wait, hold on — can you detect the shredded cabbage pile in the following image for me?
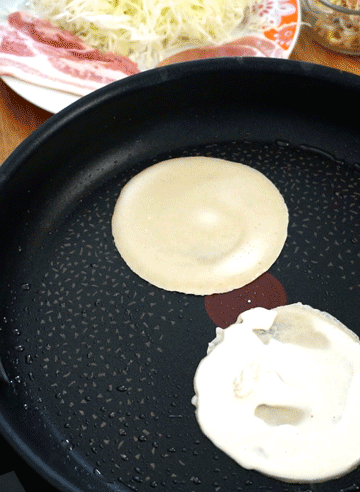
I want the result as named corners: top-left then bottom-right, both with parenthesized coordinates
top-left (29, 0), bottom-right (263, 68)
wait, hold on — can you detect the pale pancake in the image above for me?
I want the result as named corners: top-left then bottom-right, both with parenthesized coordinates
top-left (111, 156), bottom-right (288, 294)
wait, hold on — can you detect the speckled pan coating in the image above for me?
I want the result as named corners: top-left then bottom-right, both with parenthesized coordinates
top-left (0, 58), bottom-right (360, 492)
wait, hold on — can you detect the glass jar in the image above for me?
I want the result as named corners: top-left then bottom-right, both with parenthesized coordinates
top-left (301, 0), bottom-right (360, 54)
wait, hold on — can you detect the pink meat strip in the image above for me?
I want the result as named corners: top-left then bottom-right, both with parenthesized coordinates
top-left (157, 35), bottom-right (284, 66)
top-left (0, 11), bottom-right (140, 96)
top-left (232, 36), bottom-right (285, 58)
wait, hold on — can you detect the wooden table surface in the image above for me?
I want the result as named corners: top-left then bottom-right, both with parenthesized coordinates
top-left (1, 23), bottom-right (360, 165)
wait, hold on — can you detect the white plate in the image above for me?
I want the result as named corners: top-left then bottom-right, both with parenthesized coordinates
top-left (1, 76), bottom-right (78, 113)
top-left (0, 0), bottom-right (301, 114)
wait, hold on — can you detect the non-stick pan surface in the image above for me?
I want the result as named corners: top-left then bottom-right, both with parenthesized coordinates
top-left (1, 57), bottom-right (360, 492)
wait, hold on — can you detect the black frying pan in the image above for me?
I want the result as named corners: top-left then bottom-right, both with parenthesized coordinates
top-left (1, 57), bottom-right (360, 492)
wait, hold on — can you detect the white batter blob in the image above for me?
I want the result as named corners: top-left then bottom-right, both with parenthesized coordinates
top-left (111, 156), bottom-right (288, 294)
top-left (193, 304), bottom-right (360, 482)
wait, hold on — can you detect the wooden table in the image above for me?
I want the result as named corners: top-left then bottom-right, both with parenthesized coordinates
top-left (1, 23), bottom-right (360, 165)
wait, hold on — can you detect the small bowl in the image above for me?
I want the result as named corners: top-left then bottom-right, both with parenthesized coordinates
top-left (301, 0), bottom-right (360, 54)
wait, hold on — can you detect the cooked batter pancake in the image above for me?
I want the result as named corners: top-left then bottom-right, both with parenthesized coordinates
top-left (112, 156), bottom-right (288, 294)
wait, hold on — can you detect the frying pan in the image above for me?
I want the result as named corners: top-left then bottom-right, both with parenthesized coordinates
top-left (1, 57), bottom-right (360, 492)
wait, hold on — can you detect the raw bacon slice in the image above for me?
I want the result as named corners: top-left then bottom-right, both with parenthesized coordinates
top-left (0, 11), bottom-right (140, 97)
top-left (232, 35), bottom-right (285, 58)
top-left (157, 35), bottom-right (284, 67)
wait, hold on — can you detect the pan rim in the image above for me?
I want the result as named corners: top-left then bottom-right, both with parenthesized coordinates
top-left (1, 56), bottom-right (360, 189)
top-left (1, 55), bottom-right (360, 492)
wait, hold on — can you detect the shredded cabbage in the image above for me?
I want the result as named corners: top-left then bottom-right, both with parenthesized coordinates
top-left (29, 0), bottom-right (263, 68)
